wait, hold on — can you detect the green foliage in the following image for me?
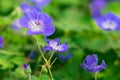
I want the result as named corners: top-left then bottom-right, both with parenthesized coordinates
top-left (0, 0), bottom-right (120, 80)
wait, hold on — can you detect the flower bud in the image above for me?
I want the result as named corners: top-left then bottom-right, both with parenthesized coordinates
top-left (43, 67), bottom-right (48, 74)
top-left (23, 64), bottom-right (32, 74)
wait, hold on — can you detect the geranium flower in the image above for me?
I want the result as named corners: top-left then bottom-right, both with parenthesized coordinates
top-left (81, 54), bottom-right (106, 73)
top-left (44, 37), bottom-right (69, 52)
top-left (96, 12), bottom-right (120, 30)
top-left (19, 11), bottom-right (55, 36)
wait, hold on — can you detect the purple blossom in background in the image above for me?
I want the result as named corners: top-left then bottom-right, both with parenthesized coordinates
top-left (19, 11), bottom-right (55, 36)
top-left (20, 3), bottom-right (41, 13)
top-left (23, 64), bottom-right (28, 70)
top-left (96, 12), bottom-right (120, 30)
top-left (0, 36), bottom-right (3, 48)
top-left (11, 19), bottom-right (23, 33)
top-left (81, 54), bottom-right (106, 73)
top-left (29, 51), bottom-right (35, 59)
top-left (90, 0), bottom-right (106, 18)
top-left (59, 53), bottom-right (73, 61)
top-left (31, 0), bottom-right (51, 8)
top-left (44, 37), bottom-right (69, 52)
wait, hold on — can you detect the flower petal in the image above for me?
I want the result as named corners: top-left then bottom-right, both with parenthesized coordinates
top-left (44, 46), bottom-right (52, 51)
top-left (40, 13), bottom-right (53, 24)
top-left (80, 63), bottom-right (90, 71)
top-left (92, 61), bottom-right (106, 73)
top-left (96, 12), bottom-right (120, 30)
top-left (0, 36), bottom-right (3, 48)
top-left (42, 25), bottom-right (55, 36)
top-left (19, 17), bottom-right (29, 28)
top-left (85, 54), bottom-right (98, 68)
top-left (57, 43), bottom-right (69, 52)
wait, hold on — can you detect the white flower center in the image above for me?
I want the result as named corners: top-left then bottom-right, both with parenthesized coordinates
top-left (49, 41), bottom-right (61, 50)
top-left (29, 20), bottom-right (44, 32)
top-left (102, 20), bottom-right (117, 30)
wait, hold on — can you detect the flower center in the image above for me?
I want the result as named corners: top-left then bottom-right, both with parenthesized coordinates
top-left (102, 20), bottom-right (117, 30)
top-left (29, 20), bottom-right (44, 32)
top-left (49, 41), bottom-right (60, 50)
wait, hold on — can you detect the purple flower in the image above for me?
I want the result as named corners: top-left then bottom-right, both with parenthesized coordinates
top-left (11, 19), bottom-right (23, 33)
top-left (0, 36), bottom-right (3, 48)
top-left (90, 0), bottom-right (106, 10)
top-left (90, 0), bottom-right (106, 19)
top-left (96, 12), bottom-right (120, 30)
top-left (31, 0), bottom-right (51, 8)
top-left (20, 3), bottom-right (41, 13)
top-left (29, 51), bottom-right (35, 59)
top-left (59, 53), bottom-right (73, 61)
top-left (81, 54), bottom-right (107, 73)
top-left (44, 37), bottom-right (69, 52)
top-left (23, 64), bottom-right (28, 70)
top-left (19, 11), bottom-right (55, 36)
top-left (23, 64), bottom-right (32, 74)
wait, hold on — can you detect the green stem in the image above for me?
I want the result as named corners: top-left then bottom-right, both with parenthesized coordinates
top-left (28, 74), bottom-right (31, 80)
top-left (48, 51), bottom-right (55, 62)
top-left (33, 36), bottom-right (54, 80)
top-left (51, 58), bottom-right (57, 65)
top-left (95, 74), bottom-right (97, 80)
top-left (48, 68), bottom-right (54, 80)
top-left (34, 36), bottom-right (47, 63)
top-left (39, 67), bottom-right (43, 79)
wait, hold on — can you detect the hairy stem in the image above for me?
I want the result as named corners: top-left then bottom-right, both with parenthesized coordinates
top-left (48, 68), bottom-right (54, 80)
top-left (48, 51), bottom-right (55, 62)
top-left (33, 36), bottom-right (54, 80)
top-left (34, 36), bottom-right (47, 63)
top-left (95, 74), bottom-right (97, 80)
top-left (51, 57), bottom-right (57, 65)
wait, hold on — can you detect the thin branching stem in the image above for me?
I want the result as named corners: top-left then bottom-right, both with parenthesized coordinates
top-left (51, 57), bottom-right (57, 65)
top-left (34, 36), bottom-right (47, 63)
top-left (48, 51), bottom-right (55, 62)
top-left (48, 67), bottom-right (54, 80)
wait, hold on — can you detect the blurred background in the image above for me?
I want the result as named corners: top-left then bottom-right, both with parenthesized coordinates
top-left (0, 0), bottom-right (120, 80)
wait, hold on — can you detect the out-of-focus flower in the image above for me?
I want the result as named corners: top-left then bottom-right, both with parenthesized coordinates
top-left (11, 19), bottom-right (23, 33)
top-left (19, 11), bottom-right (55, 36)
top-left (29, 51), bottom-right (35, 59)
top-left (58, 53), bottom-right (73, 61)
top-left (23, 64), bottom-right (32, 74)
top-left (0, 36), bottom-right (3, 48)
top-left (96, 12), bottom-right (120, 30)
top-left (44, 37), bottom-right (69, 52)
top-left (90, 0), bottom-right (106, 18)
top-left (81, 54), bottom-right (106, 73)
top-left (20, 3), bottom-right (41, 13)
top-left (31, 0), bottom-right (51, 8)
